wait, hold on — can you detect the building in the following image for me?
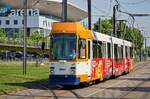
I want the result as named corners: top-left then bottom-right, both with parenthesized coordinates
top-left (0, 0), bottom-right (88, 37)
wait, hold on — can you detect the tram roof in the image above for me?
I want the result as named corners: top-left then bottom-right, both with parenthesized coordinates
top-left (51, 22), bottom-right (94, 39)
top-left (93, 32), bottom-right (132, 47)
top-left (0, 0), bottom-right (88, 21)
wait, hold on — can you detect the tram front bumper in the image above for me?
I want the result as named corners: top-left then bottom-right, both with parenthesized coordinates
top-left (49, 75), bottom-right (80, 85)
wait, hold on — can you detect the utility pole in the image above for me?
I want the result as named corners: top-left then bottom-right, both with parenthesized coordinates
top-left (98, 18), bottom-right (101, 32)
top-left (145, 37), bottom-right (147, 54)
top-left (23, 0), bottom-right (27, 75)
top-left (87, 0), bottom-right (91, 30)
top-left (124, 21), bottom-right (127, 39)
top-left (113, 5), bottom-right (117, 37)
top-left (62, 0), bottom-right (67, 22)
top-left (145, 38), bottom-right (147, 51)
top-left (112, 4), bottom-right (118, 76)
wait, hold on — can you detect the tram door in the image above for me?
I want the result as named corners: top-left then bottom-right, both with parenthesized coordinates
top-left (87, 40), bottom-right (93, 80)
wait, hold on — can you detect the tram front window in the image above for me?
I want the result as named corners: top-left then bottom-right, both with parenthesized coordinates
top-left (50, 34), bottom-right (76, 60)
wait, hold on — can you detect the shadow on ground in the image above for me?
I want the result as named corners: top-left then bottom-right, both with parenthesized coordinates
top-left (5, 79), bottom-right (88, 90)
top-left (4, 79), bottom-right (89, 99)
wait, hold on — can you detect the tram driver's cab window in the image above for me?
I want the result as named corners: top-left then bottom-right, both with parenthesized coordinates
top-left (78, 39), bottom-right (86, 59)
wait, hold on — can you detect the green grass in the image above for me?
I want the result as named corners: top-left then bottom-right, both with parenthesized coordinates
top-left (0, 61), bottom-right (49, 95)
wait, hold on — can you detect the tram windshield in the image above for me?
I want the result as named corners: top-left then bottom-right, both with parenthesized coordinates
top-left (50, 34), bottom-right (76, 60)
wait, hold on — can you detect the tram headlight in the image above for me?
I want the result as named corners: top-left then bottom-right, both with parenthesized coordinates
top-left (70, 67), bottom-right (76, 75)
top-left (50, 67), bottom-right (54, 74)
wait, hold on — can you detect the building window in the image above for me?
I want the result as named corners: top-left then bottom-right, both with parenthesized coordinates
top-left (6, 20), bottom-right (10, 25)
top-left (14, 20), bottom-right (18, 25)
top-left (22, 20), bottom-right (24, 25)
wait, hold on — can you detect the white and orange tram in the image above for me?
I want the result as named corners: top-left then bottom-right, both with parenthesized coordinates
top-left (49, 22), bottom-right (134, 85)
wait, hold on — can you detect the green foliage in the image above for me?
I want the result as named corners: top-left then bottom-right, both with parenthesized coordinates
top-left (31, 31), bottom-right (43, 43)
top-left (93, 18), bottom-right (113, 35)
top-left (0, 28), bottom-right (6, 43)
top-left (12, 32), bottom-right (18, 42)
top-left (147, 47), bottom-right (150, 57)
top-left (117, 21), bottom-right (126, 38)
top-left (0, 28), bottom-right (47, 46)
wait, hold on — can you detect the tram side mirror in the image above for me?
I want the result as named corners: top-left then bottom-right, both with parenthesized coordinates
top-left (41, 42), bottom-right (45, 50)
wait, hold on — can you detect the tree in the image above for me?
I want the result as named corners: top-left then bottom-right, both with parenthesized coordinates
top-left (31, 31), bottom-right (43, 46)
top-left (147, 47), bottom-right (150, 57)
top-left (12, 32), bottom-right (18, 44)
top-left (93, 18), bottom-right (113, 35)
top-left (0, 28), bottom-right (6, 43)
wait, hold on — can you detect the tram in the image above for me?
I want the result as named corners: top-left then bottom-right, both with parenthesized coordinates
top-left (49, 22), bottom-right (134, 85)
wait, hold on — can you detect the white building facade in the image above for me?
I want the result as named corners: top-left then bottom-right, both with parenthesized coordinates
top-left (0, 9), bottom-right (59, 37)
top-left (0, 0), bottom-right (88, 37)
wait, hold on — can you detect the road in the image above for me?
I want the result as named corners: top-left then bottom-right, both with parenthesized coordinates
top-left (1, 61), bottom-right (150, 99)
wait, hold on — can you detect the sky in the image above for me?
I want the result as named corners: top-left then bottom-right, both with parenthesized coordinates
top-left (68, 0), bottom-right (150, 46)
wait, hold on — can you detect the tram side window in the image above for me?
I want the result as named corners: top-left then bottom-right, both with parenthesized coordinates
top-left (114, 44), bottom-right (118, 61)
top-left (118, 46), bottom-right (121, 59)
top-left (102, 42), bottom-right (106, 58)
top-left (128, 47), bottom-right (130, 58)
top-left (125, 46), bottom-right (128, 58)
top-left (98, 41), bottom-right (102, 58)
top-left (93, 40), bottom-right (97, 58)
top-left (130, 47), bottom-right (133, 58)
top-left (78, 39), bottom-right (86, 59)
top-left (120, 45), bottom-right (123, 59)
top-left (107, 43), bottom-right (111, 58)
top-left (127, 47), bottom-right (130, 58)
